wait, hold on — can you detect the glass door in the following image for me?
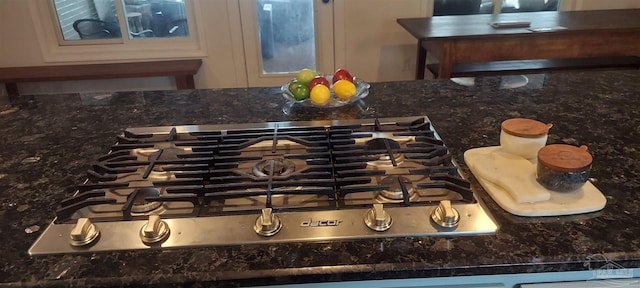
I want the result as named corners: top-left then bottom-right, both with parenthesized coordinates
top-left (239, 0), bottom-right (334, 87)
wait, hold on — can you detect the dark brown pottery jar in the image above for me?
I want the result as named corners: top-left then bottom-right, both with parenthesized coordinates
top-left (536, 144), bottom-right (592, 192)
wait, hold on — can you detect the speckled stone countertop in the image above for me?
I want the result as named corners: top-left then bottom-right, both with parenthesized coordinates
top-left (1, 71), bottom-right (639, 287)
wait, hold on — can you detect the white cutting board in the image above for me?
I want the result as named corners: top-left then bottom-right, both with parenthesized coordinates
top-left (464, 146), bottom-right (607, 217)
top-left (465, 148), bottom-right (551, 203)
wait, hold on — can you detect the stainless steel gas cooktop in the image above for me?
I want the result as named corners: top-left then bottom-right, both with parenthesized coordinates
top-left (29, 116), bottom-right (497, 255)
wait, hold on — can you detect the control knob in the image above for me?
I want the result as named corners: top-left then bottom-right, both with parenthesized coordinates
top-left (254, 208), bottom-right (282, 236)
top-left (364, 203), bottom-right (392, 232)
top-left (140, 215), bottom-right (170, 245)
top-left (69, 218), bottom-right (100, 247)
top-left (431, 200), bottom-right (460, 228)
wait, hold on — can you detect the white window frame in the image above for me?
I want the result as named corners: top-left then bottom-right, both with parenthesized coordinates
top-left (27, 0), bottom-right (207, 63)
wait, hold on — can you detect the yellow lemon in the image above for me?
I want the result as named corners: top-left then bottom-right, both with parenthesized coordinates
top-left (333, 80), bottom-right (357, 101)
top-left (310, 85), bottom-right (331, 106)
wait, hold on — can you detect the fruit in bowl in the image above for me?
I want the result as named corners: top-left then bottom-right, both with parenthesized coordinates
top-left (332, 69), bottom-right (353, 83)
top-left (310, 85), bottom-right (331, 106)
top-left (296, 69), bottom-right (317, 86)
top-left (309, 76), bottom-right (330, 90)
top-left (288, 80), bottom-right (310, 101)
top-left (282, 68), bottom-right (370, 108)
top-left (333, 80), bottom-right (356, 101)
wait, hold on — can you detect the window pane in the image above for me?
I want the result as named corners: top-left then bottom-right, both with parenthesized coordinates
top-left (256, 0), bottom-right (316, 74)
top-left (433, 0), bottom-right (492, 16)
top-left (501, 0), bottom-right (559, 13)
top-left (123, 0), bottom-right (190, 39)
top-left (53, 0), bottom-right (122, 40)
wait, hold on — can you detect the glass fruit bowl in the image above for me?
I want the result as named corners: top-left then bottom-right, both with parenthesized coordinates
top-left (281, 76), bottom-right (370, 108)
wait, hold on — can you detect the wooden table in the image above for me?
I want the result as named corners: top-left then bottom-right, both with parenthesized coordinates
top-left (397, 9), bottom-right (640, 79)
top-left (0, 59), bottom-right (202, 98)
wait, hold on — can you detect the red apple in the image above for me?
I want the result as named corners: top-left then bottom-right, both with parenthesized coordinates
top-left (332, 69), bottom-right (353, 83)
top-left (309, 76), bottom-right (330, 89)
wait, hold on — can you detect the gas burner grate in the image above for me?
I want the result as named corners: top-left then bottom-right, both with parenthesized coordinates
top-left (55, 117), bottom-right (477, 223)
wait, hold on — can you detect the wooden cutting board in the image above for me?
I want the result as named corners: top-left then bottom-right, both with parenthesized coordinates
top-left (464, 146), bottom-right (607, 217)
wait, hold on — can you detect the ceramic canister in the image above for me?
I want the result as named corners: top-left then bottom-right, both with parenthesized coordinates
top-left (536, 144), bottom-right (593, 192)
top-left (500, 118), bottom-right (551, 159)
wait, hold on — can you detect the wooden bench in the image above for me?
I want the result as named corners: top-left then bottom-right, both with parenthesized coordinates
top-left (426, 56), bottom-right (640, 78)
top-left (0, 59), bottom-right (202, 97)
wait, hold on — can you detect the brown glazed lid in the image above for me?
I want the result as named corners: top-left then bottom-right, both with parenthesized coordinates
top-left (501, 118), bottom-right (550, 138)
top-left (537, 144), bottom-right (593, 172)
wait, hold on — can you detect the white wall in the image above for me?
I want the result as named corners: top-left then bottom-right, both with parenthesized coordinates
top-left (0, 1), bottom-right (46, 67)
top-left (335, 0), bottom-right (430, 83)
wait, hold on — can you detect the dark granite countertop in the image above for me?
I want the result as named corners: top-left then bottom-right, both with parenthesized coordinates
top-left (1, 71), bottom-right (639, 287)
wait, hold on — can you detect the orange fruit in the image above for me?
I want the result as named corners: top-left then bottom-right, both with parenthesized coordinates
top-left (333, 80), bottom-right (357, 101)
top-left (310, 85), bottom-right (331, 106)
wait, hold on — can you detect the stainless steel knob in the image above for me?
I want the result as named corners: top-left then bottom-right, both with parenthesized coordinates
top-left (69, 218), bottom-right (100, 247)
top-left (364, 203), bottom-right (392, 232)
top-left (431, 200), bottom-right (460, 228)
top-left (254, 208), bottom-right (282, 237)
top-left (140, 215), bottom-right (170, 245)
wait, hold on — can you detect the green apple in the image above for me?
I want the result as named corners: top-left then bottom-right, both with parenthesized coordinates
top-left (290, 84), bottom-right (310, 101)
top-left (288, 79), bottom-right (303, 93)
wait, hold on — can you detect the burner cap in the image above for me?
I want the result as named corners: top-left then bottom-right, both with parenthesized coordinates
top-left (365, 138), bottom-right (404, 166)
top-left (376, 176), bottom-right (417, 202)
top-left (253, 158), bottom-right (296, 177)
top-left (146, 170), bottom-right (172, 181)
top-left (128, 187), bottom-right (163, 213)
